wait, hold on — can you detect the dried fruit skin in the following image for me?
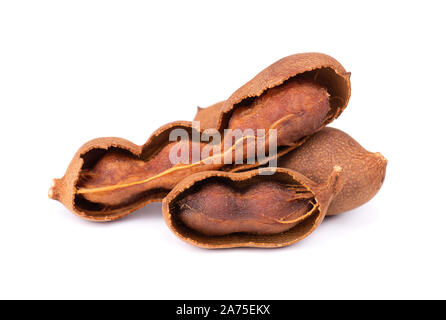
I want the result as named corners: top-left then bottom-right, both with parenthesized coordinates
top-left (50, 52), bottom-right (350, 221)
top-left (195, 101), bottom-right (224, 131)
top-left (194, 52), bottom-right (351, 132)
top-left (162, 167), bottom-right (344, 248)
top-left (48, 122), bottom-right (220, 221)
top-left (195, 51), bottom-right (351, 172)
top-left (277, 127), bottom-right (387, 215)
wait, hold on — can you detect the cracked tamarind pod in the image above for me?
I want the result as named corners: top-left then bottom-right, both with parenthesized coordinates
top-left (195, 52), bottom-right (351, 170)
top-left (48, 122), bottom-right (221, 221)
top-left (49, 52), bottom-right (350, 221)
top-left (194, 52), bottom-right (351, 136)
top-left (162, 167), bottom-right (344, 248)
top-left (276, 127), bottom-right (387, 215)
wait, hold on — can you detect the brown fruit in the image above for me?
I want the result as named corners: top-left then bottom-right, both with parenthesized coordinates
top-left (49, 52), bottom-right (350, 221)
top-left (226, 78), bottom-right (330, 147)
top-left (195, 52), bottom-right (351, 172)
top-left (276, 127), bottom-right (387, 215)
top-left (162, 167), bottom-right (344, 248)
top-left (194, 52), bottom-right (351, 133)
top-left (48, 122), bottom-right (221, 221)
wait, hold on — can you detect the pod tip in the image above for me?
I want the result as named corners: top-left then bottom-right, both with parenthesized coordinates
top-left (374, 152), bottom-right (388, 165)
top-left (48, 178), bottom-right (61, 200)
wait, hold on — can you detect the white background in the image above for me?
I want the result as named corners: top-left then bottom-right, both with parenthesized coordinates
top-left (1, 1), bottom-right (445, 299)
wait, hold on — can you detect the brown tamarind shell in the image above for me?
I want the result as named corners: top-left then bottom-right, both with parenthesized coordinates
top-left (277, 127), bottom-right (387, 215)
top-left (194, 101), bottom-right (224, 132)
top-left (194, 52), bottom-right (351, 134)
top-left (162, 167), bottom-right (343, 248)
top-left (49, 121), bottom-right (203, 221)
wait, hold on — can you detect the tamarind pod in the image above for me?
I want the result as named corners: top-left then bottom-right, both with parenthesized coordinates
top-left (48, 121), bottom-right (220, 221)
top-left (277, 127), bottom-right (387, 215)
top-left (194, 52), bottom-right (351, 137)
top-left (162, 166), bottom-right (343, 249)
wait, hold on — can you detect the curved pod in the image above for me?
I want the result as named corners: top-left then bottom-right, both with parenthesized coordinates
top-left (277, 127), bottom-right (387, 215)
top-left (48, 121), bottom-right (220, 221)
top-left (162, 167), bottom-right (344, 248)
top-left (194, 52), bottom-right (351, 135)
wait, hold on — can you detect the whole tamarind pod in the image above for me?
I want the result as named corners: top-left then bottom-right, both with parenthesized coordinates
top-left (162, 166), bottom-right (344, 248)
top-left (276, 127), bottom-right (387, 215)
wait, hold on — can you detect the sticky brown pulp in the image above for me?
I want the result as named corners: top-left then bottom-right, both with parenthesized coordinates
top-left (175, 178), bottom-right (315, 236)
